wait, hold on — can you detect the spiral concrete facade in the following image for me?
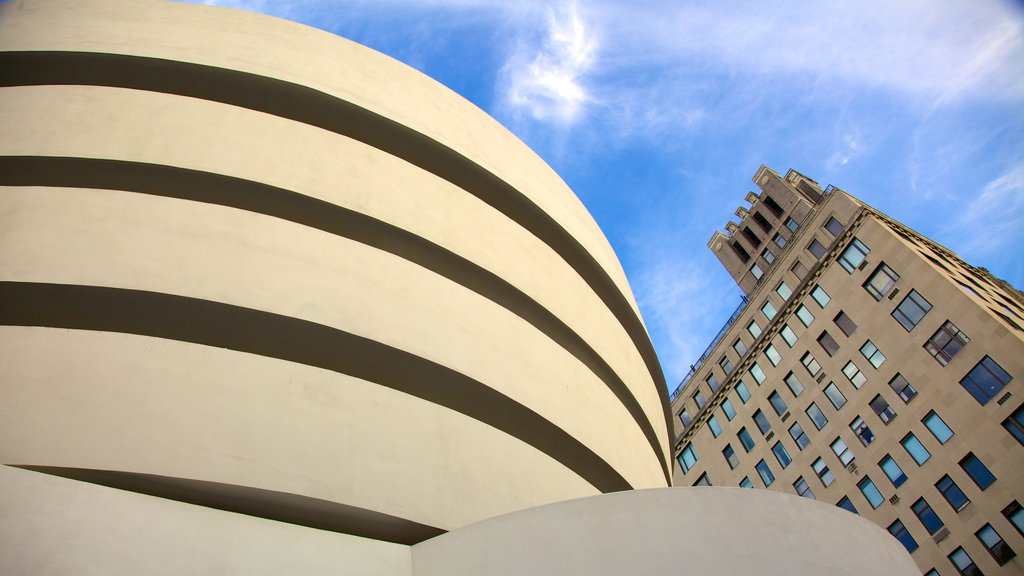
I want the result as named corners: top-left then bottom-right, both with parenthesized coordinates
top-left (0, 1), bottom-right (918, 574)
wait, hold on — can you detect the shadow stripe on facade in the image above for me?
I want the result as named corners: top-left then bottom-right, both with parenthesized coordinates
top-left (0, 51), bottom-right (670, 426)
top-left (0, 281), bottom-right (634, 494)
top-left (0, 155), bottom-right (670, 485)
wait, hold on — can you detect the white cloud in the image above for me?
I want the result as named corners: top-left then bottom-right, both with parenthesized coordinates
top-left (951, 163), bottom-right (1024, 257)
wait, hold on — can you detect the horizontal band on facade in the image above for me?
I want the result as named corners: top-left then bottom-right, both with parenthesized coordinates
top-left (0, 51), bottom-right (669, 423)
top-left (0, 281), bottom-right (634, 494)
top-left (0, 155), bottom-right (669, 484)
top-left (14, 465), bottom-right (445, 545)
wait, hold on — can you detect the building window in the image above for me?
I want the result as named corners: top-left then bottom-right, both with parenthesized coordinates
top-left (831, 437), bottom-right (854, 466)
top-left (817, 330), bottom-right (840, 357)
top-left (808, 239), bottom-right (826, 259)
top-left (706, 372), bottom-right (721, 391)
top-left (775, 280), bottom-right (792, 300)
top-left (912, 498), bottom-right (945, 535)
top-left (1004, 404), bottom-right (1024, 446)
top-left (733, 338), bottom-right (748, 356)
top-left (750, 264), bottom-right (764, 281)
top-left (1003, 501), bottom-right (1024, 536)
top-left (838, 238), bottom-right (870, 273)
top-left (780, 325), bottom-right (798, 347)
top-left (784, 371), bottom-right (804, 397)
top-left (880, 455), bottom-right (907, 488)
top-left (792, 259), bottom-right (809, 278)
top-left (806, 402), bottom-right (828, 430)
top-left (747, 319), bottom-right (762, 339)
top-left (732, 241), bottom-right (751, 263)
top-left (772, 441), bottom-right (792, 468)
top-left (977, 524), bottom-right (1016, 566)
top-left (948, 547), bottom-right (981, 576)
top-left (719, 356), bottom-right (733, 375)
top-left (692, 472), bottom-right (712, 487)
top-left (749, 363), bottom-right (766, 385)
top-left (785, 217), bottom-right (799, 233)
top-left (936, 474), bottom-right (970, 512)
top-left (678, 443), bottom-right (698, 473)
top-left (794, 476), bottom-right (815, 499)
top-left (892, 289), bottom-right (932, 332)
top-left (811, 285), bottom-right (831, 308)
top-left (869, 394), bottom-right (896, 424)
top-left (889, 373), bottom-right (918, 404)
top-left (923, 411), bottom-right (954, 444)
top-left (864, 263), bottom-right (900, 301)
top-left (813, 457), bottom-right (835, 487)
top-left (761, 247), bottom-right (776, 264)
top-left (789, 422), bottom-right (810, 450)
top-left (901, 433), bottom-right (931, 466)
top-left (833, 311), bottom-right (857, 336)
top-left (743, 226), bottom-right (762, 247)
top-left (768, 391), bottom-right (788, 416)
top-left (721, 398), bottom-right (737, 421)
top-left (959, 453), bottom-right (995, 489)
top-left (773, 233), bottom-right (787, 249)
top-left (738, 427), bottom-right (755, 452)
top-left (924, 569), bottom-right (939, 576)
top-left (824, 216), bottom-right (844, 237)
top-left (756, 459), bottom-right (775, 487)
top-left (693, 390), bottom-right (705, 410)
top-left (924, 320), bottom-right (969, 366)
top-left (888, 519), bottom-right (919, 554)
top-left (735, 382), bottom-right (751, 404)
top-left (960, 355), bottom-right (1012, 405)
top-left (859, 340), bottom-right (886, 368)
top-left (723, 444), bottom-right (739, 469)
top-left (824, 382), bottom-right (847, 410)
top-left (837, 496), bottom-right (858, 514)
top-left (764, 344), bottom-right (782, 367)
top-left (850, 416), bottom-right (874, 446)
top-left (800, 352), bottom-right (821, 376)
top-left (753, 409), bottom-right (771, 435)
top-left (763, 195), bottom-right (784, 217)
top-left (752, 211), bottom-right (773, 233)
top-left (858, 476), bottom-right (884, 509)
top-left (679, 408), bottom-right (692, 427)
top-left (796, 304), bottom-right (815, 327)
top-left (708, 415), bottom-right (722, 438)
top-left (842, 361), bottom-right (866, 388)
top-left (740, 476), bottom-right (753, 489)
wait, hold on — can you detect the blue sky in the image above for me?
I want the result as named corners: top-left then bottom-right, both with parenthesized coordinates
top-left (187, 0), bottom-right (1024, 387)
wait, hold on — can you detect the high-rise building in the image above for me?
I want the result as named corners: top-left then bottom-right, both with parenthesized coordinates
top-left (671, 166), bottom-right (1024, 574)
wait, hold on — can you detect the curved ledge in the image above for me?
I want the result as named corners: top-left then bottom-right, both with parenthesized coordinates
top-left (0, 281), bottom-right (633, 494)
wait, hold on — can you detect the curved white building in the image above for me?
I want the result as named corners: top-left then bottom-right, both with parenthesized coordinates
top-left (0, 1), bottom-right (918, 574)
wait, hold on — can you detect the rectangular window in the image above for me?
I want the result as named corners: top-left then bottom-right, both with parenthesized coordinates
top-left (721, 398), bottom-right (737, 420)
top-left (837, 496), bottom-right (858, 514)
top-left (923, 411), bottom-right (954, 444)
top-left (858, 476), bottom-right (884, 509)
top-left (677, 443), bottom-right (698, 473)
top-left (859, 340), bottom-right (886, 368)
top-left (789, 422), bottom-right (810, 450)
top-left (833, 311), bottom-right (857, 336)
top-left (925, 320), bottom-right (969, 366)
top-left (791, 259), bottom-right (808, 278)
top-left (740, 476), bottom-right (753, 489)
top-left (1003, 501), bottom-right (1024, 536)
top-left (679, 408), bottom-right (692, 427)
top-left (811, 285), bottom-right (831, 308)
top-left (738, 427), bottom-right (755, 452)
top-left (977, 524), bottom-right (1016, 566)
top-left (753, 409), bottom-right (771, 435)
top-left (785, 217), bottom-right (798, 233)
top-left (749, 363), bottom-right (766, 385)
top-left (806, 402), bottom-right (828, 430)
top-left (870, 394), bottom-right (896, 424)
top-left (948, 547), bottom-right (980, 576)
top-left (750, 264), bottom-right (764, 281)
top-left (808, 239), bottom-right (826, 259)
top-left (824, 382), bottom-right (847, 410)
top-left (752, 211), bottom-right (772, 233)
top-left (901, 433), bottom-right (931, 465)
top-left (800, 352), bottom-right (821, 376)
top-left (889, 373), bottom-right (918, 404)
top-left (706, 372), bottom-right (721, 391)
top-left (813, 457), bottom-right (835, 487)
top-left (824, 216), bottom-right (844, 236)
top-left (850, 416), bottom-right (874, 446)
top-left (719, 356), bottom-right (733, 375)
top-left (888, 519), bottom-right (919, 554)
top-left (780, 325), bottom-right (798, 347)
top-left (773, 233), bottom-right (787, 249)
top-left (708, 415), bottom-right (722, 438)
top-left (912, 498), bottom-right (945, 535)
top-left (772, 441), bottom-right (792, 468)
top-left (817, 330), bottom-right (840, 356)
top-left (775, 281), bottom-right (792, 300)
top-left (960, 355), bottom-right (1012, 405)
top-left (761, 300), bottom-right (777, 320)
top-left (1004, 404), bottom-right (1024, 446)
top-left (842, 361), bottom-right (867, 388)
top-left (864, 263), bottom-right (899, 300)
top-left (747, 319), bottom-right (762, 339)
top-left (796, 305), bottom-right (815, 327)
top-left (763, 196), bottom-right (784, 217)
top-left (892, 289), bottom-right (932, 331)
top-left (936, 474), bottom-right (970, 512)
top-left (761, 247), bottom-right (776, 264)
top-left (756, 459), bottom-right (775, 487)
top-left (794, 476), bottom-right (815, 499)
top-left (723, 444), bottom-right (739, 469)
top-left (831, 437), bottom-right (854, 466)
top-left (693, 390), bottom-right (705, 410)
top-left (880, 455), bottom-right (907, 488)
top-left (784, 372), bottom-right (804, 397)
top-left (735, 382), bottom-right (751, 404)
top-left (764, 344), bottom-right (782, 367)
top-left (693, 472), bottom-right (711, 487)
top-left (960, 453), bottom-right (995, 489)
top-left (768, 390), bottom-right (788, 416)
top-left (838, 238), bottom-right (870, 273)
top-left (732, 338), bottom-right (748, 356)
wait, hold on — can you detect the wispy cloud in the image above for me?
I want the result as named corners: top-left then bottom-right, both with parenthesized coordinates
top-left (951, 163), bottom-right (1024, 258)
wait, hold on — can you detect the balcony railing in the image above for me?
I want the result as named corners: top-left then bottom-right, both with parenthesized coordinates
top-left (669, 295), bottom-right (748, 401)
